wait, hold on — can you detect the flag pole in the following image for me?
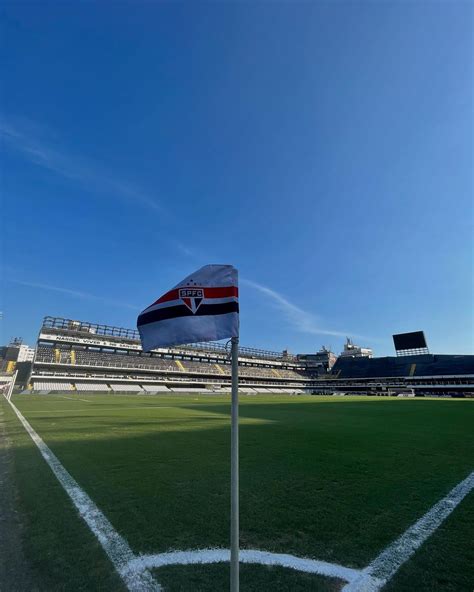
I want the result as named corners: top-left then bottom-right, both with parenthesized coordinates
top-left (230, 335), bottom-right (239, 592)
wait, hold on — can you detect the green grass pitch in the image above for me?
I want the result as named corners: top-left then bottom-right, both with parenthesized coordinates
top-left (2, 394), bottom-right (473, 591)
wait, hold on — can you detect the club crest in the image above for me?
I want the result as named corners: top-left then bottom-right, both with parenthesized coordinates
top-left (179, 288), bottom-right (204, 313)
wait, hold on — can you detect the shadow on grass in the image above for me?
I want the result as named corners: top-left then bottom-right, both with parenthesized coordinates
top-left (6, 398), bottom-right (474, 568)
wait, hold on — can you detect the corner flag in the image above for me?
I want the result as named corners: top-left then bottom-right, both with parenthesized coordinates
top-left (137, 264), bottom-right (241, 592)
top-left (137, 264), bottom-right (239, 350)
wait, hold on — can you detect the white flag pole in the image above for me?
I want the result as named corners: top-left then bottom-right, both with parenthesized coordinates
top-left (230, 335), bottom-right (239, 592)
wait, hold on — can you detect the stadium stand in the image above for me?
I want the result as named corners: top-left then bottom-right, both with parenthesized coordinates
top-left (22, 316), bottom-right (474, 397)
top-left (331, 354), bottom-right (474, 379)
top-left (30, 317), bottom-right (310, 394)
top-left (35, 345), bottom-right (310, 382)
top-left (322, 353), bottom-right (474, 397)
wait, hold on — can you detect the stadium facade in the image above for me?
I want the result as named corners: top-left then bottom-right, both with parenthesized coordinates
top-left (29, 316), bottom-right (314, 394)
top-left (4, 316), bottom-right (473, 397)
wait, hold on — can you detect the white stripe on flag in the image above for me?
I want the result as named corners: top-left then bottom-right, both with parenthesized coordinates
top-left (139, 312), bottom-right (238, 351)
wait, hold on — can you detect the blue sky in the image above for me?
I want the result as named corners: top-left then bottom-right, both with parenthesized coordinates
top-left (1, 2), bottom-right (472, 356)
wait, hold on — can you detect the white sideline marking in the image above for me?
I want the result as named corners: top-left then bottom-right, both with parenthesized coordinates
top-left (342, 470), bottom-right (474, 592)
top-left (8, 400), bottom-right (161, 592)
top-left (128, 548), bottom-right (361, 583)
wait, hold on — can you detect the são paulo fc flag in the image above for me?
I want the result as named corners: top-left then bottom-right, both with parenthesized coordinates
top-left (137, 265), bottom-right (239, 351)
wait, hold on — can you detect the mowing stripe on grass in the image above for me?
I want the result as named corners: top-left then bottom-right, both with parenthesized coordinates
top-left (8, 399), bottom-right (161, 592)
top-left (343, 469), bottom-right (474, 591)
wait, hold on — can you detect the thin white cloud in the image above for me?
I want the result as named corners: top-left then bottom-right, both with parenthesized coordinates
top-left (173, 241), bottom-right (197, 258)
top-left (241, 278), bottom-right (367, 340)
top-left (8, 279), bottom-right (140, 311)
top-left (0, 118), bottom-right (163, 213)
top-left (171, 240), bottom-right (217, 264)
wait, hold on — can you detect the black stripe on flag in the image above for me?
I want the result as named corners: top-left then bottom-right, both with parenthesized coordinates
top-left (137, 301), bottom-right (239, 327)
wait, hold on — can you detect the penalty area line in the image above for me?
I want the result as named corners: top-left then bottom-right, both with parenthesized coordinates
top-left (7, 399), bottom-right (161, 592)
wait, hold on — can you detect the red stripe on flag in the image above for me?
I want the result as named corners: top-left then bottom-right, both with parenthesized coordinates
top-left (152, 286), bottom-right (238, 306)
top-left (154, 289), bottom-right (179, 304)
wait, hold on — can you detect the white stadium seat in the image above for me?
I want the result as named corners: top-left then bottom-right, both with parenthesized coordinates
top-left (33, 381), bottom-right (73, 391)
top-left (110, 384), bottom-right (143, 392)
top-left (75, 383), bottom-right (110, 392)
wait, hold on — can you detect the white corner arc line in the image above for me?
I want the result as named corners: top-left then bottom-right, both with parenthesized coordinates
top-left (342, 469), bottom-right (474, 592)
top-left (8, 399), bottom-right (161, 592)
top-left (128, 548), bottom-right (362, 583)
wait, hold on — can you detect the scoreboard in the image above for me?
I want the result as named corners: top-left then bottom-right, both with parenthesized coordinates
top-left (392, 331), bottom-right (429, 355)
